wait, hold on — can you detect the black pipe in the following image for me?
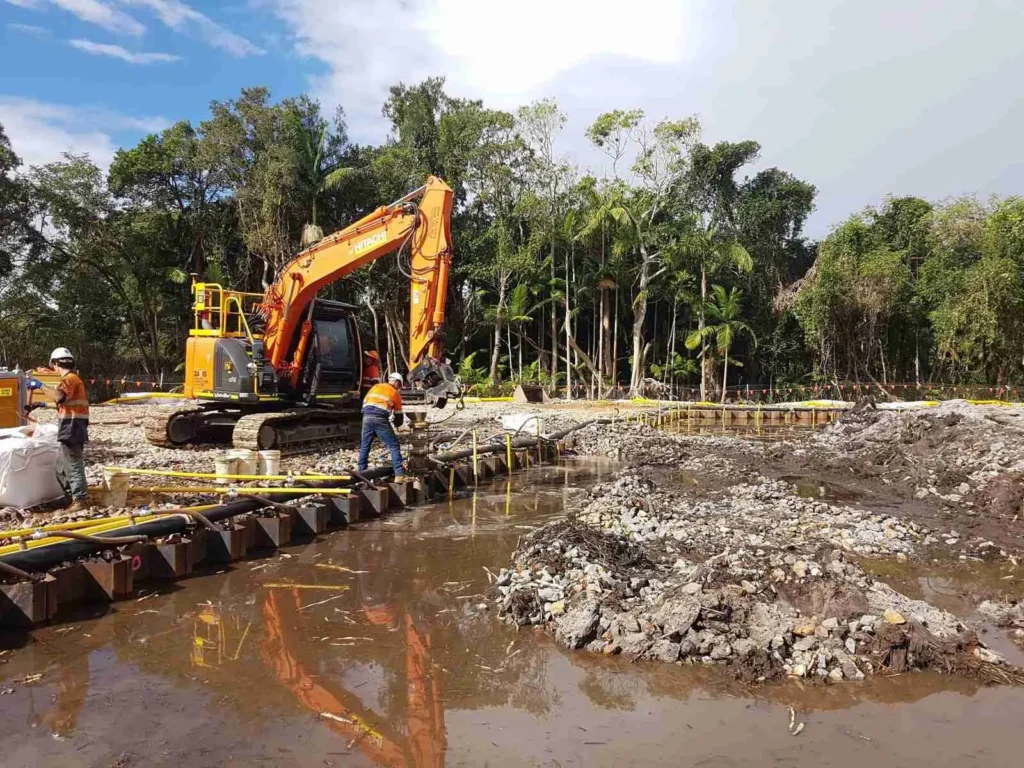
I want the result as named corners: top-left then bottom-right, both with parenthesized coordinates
top-left (0, 419), bottom-right (607, 572)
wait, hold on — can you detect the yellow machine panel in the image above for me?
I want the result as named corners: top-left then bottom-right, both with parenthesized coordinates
top-left (0, 371), bottom-right (27, 429)
top-left (184, 336), bottom-right (218, 399)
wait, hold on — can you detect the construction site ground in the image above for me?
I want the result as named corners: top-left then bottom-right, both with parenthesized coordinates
top-left (2, 398), bottom-right (1024, 766)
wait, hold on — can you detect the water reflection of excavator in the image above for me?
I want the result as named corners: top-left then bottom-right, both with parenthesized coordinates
top-left (262, 589), bottom-right (445, 768)
top-left (145, 176), bottom-right (461, 451)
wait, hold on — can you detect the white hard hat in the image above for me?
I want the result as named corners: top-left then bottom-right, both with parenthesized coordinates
top-left (388, 372), bottom-right (404, 385)
top-left (50, 347), bottom-right (74, 363)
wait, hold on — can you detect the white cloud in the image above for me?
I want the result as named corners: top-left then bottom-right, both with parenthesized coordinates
top-left (4, 0), bottom-right (44, 8)
top-left (120, 0), bottom-right (264, 57)
top-left (49, 0), bottom-right (146, 35)
top-left (274, 0), bottom-right (1024, 236)
top-left (7, 22), bottom-right (50, 35)
top-left (272, 0), bottom-right (692, 140)
top-left (0, 96), bottom-right (168, 170)
top-left (69, 37), bottom-right (179, 63)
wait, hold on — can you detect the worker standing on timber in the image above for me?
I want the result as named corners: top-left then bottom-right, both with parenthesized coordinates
top-left (358, 371), bottom-right (406, 478)
top-left (39, 348), bottom-right (91, 511)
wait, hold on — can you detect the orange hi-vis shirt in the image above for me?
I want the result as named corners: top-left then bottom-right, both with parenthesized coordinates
top-left (57, 372), bottom-right (90, 421)
top-left (362, 383), bottom-right (403, 415)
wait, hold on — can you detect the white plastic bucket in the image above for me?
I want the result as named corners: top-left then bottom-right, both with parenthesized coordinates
top-left (231, 449), bottom-right (258, 476)
top-left (258, 449), bottom-right (281, 476)
top-left (103, 470), bottom-right (129, 508)
top-left (214, 454), bottom-right (239, 484)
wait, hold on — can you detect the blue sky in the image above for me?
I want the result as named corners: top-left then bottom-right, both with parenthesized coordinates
top-left (2, 0), bottom-right (1022, 237)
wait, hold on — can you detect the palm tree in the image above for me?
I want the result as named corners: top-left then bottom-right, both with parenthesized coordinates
top-left (682, 224), bottom-right (753, 399)
top-left (507, 283), bottom-right (535, 381)
top-left (291, 119), bottom-right (355, 247)
top-left (686, 285), bottom-right (757, 403)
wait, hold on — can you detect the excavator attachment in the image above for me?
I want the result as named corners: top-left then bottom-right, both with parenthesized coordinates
top-left (407, 356), bottom-right (462, 409)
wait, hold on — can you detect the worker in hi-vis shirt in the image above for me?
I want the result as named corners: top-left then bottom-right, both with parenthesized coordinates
top-left (358, 371), bottom-right (406, 477)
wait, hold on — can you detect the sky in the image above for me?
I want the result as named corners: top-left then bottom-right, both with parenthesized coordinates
top-left (1, 0), bottom-right (1022, 236)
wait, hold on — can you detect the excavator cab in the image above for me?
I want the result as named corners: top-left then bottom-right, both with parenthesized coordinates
top-left (295, 300), bottom-right (361, 401)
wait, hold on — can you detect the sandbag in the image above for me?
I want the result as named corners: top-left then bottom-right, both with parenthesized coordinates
top-left (0, 424), bottom-right (66, 508)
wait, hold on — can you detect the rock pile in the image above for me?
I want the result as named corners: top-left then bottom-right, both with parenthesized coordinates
top-left (493, 469), bottom-right (1013, 683)
top-left (814, 400), bottom-right (1024, 502)
top-left (570, 420), bottom-right (759, 476)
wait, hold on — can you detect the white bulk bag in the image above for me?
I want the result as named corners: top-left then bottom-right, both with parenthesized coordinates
top-left (0, 424), bottom-right (66, 508)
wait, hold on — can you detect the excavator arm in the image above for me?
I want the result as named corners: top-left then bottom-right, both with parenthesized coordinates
top-left (261, 176), bottom-right (457, 398)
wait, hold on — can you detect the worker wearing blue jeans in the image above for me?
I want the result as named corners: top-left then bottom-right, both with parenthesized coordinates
top-left (358, 372), bottom-right (406, 477)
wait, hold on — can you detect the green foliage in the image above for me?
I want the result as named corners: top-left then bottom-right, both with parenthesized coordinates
top-left (457, 351), bottom-right (488, 386)
top-left (3, 78), bottom-right (1016, 394)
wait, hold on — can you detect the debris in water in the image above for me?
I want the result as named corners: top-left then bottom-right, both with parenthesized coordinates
top-left (315, 564), bottom-right (368, 574)
top-left (319, 712), bottom-right (353, 725)
top-left (262, 582), bottom-right (350, 591)
top-left (299, 593), bottom-right (348, 611)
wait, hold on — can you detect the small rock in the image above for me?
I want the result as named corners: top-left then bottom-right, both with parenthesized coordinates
top-left (973, 647), bottom-right (1003, 664)
top-left (651, 639), bottom-right (681, 663)
top-left (550, 600), bottom-right (566, 616)
top-left (821, 617), bottom-right (839, 631)
top-left (791, 664), bottom-right (807, 677)
top-left (841, 659), bottom-right (864, 681)
top-left (731, 638), bottom-right (756, 657)
top-left (845, 637), bottom-right (857, 655)
top-left (538, 586), bottom-right (562, 603)
top-left (792, 561), bottom-right (808, 578)
top-left (793, 636), bottom-right (818, 652)
top-left (681, 582), bottom-right (702, 596)
top-left (709, 641), bottom-right (732, 660)
top-left (828, 667), bottom-right (844, 682)
top-left (883, 609), bottom-right (906, 625)
top-left (793, 620), bottom-right (818, 637)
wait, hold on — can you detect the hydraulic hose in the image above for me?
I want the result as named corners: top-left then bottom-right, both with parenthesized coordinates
top-left (0, 560), bottom-right (40, 582)
top-left (41, 530), bottom-right (148, 546)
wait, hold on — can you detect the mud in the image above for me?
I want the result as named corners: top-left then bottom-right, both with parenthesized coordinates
top-left (2, 459), bottom-right (1024, 766)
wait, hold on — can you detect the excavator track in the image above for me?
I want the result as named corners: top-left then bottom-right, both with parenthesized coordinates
top-left (231, 408), bottom-right (361, 453)
top-left (143, 404), bottom-right (207, 448)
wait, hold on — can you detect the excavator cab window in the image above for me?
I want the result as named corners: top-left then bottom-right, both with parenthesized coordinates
top-left (299, 300), bottom-right (359, 397)
top-left (313, 319), bottom-right (352, 370)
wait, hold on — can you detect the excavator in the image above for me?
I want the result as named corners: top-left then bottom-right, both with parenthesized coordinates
top-left (145, 176), bottom-right (462, 451)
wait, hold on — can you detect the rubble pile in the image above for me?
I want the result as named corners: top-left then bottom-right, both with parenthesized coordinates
top-left (813, 400), bottom-right (1024, 506)
top-left (570, 420), bottom-right (763, 476)
top-left (493, 469), bottom-right (1015, 683)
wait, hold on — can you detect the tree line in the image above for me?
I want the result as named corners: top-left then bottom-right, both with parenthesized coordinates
top-left (1, 79), bottom-right (1021, 398)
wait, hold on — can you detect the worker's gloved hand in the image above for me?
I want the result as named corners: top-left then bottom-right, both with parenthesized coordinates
top-left (392, 412), bottom-right (405, 428)
top-left (26, 378), bottom-right (44, 390)
top-left (25, 402), bottom-right (44, 412)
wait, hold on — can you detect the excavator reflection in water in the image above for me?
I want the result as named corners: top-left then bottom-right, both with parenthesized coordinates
top-left (262, 588), bottom-right (445, 767)
top-left (176, 536), bottom-right (447, 767)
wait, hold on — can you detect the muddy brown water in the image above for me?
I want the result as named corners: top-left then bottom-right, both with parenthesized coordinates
top-left (2, 459), bottom-right (1024, 767)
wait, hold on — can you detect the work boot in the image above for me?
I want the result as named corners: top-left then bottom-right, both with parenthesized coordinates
top-left (65, 499), bottom-right (91, 514)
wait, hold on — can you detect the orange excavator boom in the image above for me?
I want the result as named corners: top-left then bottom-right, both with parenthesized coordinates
top-left (261, 176), bottom-right (455, 389)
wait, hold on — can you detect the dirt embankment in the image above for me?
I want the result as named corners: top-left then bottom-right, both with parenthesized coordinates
top-left (805, 400), bottom-right (1024, 553)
